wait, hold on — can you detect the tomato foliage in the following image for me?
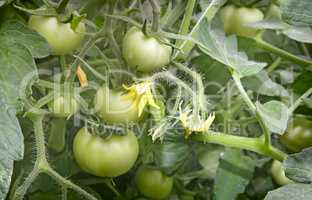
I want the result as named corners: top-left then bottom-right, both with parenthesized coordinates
top-left (0, 0), bottom-right (312, 200)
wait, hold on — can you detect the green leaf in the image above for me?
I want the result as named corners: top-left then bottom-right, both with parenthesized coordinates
top-left (248, 19), bottom-right (289, 30)
top-left (293, 71), bottom-right (312, 94)
top-left (213, 148), bottom-right (256, 200)
top-left (0, 101), bottom-right (24, 200)
top-left (196, 20), bottom-right (267, 78)
top-left (284, 147), bottom-right (312, 183)
top-left (0, 20), bottom-right (51, 58)
top-left (281, 0), bottom-right (312, 26)
top-left (264, 183), bottom-right (312, 200)
top-left (256, 101), bottom-right (289, 134)
top-left (154, 132), bottom-right (191, 175)
top-left (283, 26), bottom-right (312, 44)
top-left (242, 71), bottom-right (289, 97)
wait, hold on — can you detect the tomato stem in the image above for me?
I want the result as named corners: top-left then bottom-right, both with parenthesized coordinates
top-left (288, 88), bottom-right (312, 115)
top-left (232, 73), bottom-right (272, 147)
top-left (191, 131), bottom-right (287, 161)
top-left (149, 0), bottom-right (161, 32)
top-left (254, 36), bottom-right (312, 70)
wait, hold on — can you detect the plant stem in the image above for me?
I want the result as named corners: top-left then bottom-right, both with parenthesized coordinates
top-left (174, 0), bottom-right (225, 60)
top-left (175, 0), bottom-right (196, 48)
top-left (232, 73), bottom-right (272, 146)
top-left (288, 88), bottom-right (312, 115)
top-left (254, 36), bottom-right (312, 70)
top-left (149, 0), bottom-right (161, 32)
top-left (266, 57), bottom-right (281, 74)
top-left (191, 131), bottom-right (287, 161)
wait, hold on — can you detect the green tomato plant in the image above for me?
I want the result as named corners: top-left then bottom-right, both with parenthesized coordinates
top-left (1, 0), bottom-right (312, 200)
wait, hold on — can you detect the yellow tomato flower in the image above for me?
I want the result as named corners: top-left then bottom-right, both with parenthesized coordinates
top-left (179, 108), bottom-right (215, 138)
top-left (123, 81), bottom-right (160, 117)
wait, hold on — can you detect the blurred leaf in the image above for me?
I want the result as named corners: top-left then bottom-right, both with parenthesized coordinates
top-left (256, 101), bottom-right (289, 134)
top-left (293, 71), bottom-right (312, 94)
top-left (264, 183), bottom-right (312, 200)
top-left (0, 20), bottom-right (51, 58)
top-left (248, 19), bottom-right (288, 30)
top-left (0, 101), bottom-right (23, 200)
top-left (196, 20), bottom-right (267, 78)
top-left (154, 132), bottom-right (191, 175)
top-left (284, 147), bottom-right (312, 183)
top-left (192, 55), bottom-right (230, 94)
top-left (281, 0), bottom-right (312, 26)
top-left (242, 71), bottom-right (289, 97)
top-left (283, 26), bottom-right (312, 43)
top-left (213, 148), bottom-right (256, 200)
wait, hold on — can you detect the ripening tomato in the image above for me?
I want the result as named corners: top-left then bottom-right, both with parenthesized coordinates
top-left (94, 85), bottom-right (140, 124)
top-left (122, 26), bottom-right (172, 72)
top-left (135, 166), bottom-right (173, 199)
top-left (280, 117), bottom-right (312, 152)
top-left (220, 5), bottom-right (264, 37)
top-left (28, 15), bottom-right (85, 55)
top-left (73, 127), bottom-right (139, 177)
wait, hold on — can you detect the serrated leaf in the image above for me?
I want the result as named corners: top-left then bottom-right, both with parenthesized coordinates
top-left (264, 183), bottom-right (312, 200)
top-left (281, 0), bottom-right (312, 26)
top-left (213, 148), bottom-right (256, 200)
top-left (242, 71), bottom-right (289, 97)
top-left (248, 19), bottom-right (289, 30)
top-left (283, 26), bottom-right (312, 43)
top-left (196, 20), bottom-right (267, 78)
top-left (0, 20), bottom-right (51, 58)
top-left (256, 101), bottom-right (289, 134)
top-left (284, 147), bottom-right (312, 183)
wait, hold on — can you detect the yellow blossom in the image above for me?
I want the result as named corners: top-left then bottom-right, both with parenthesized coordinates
top-left (123, 81), bottom-right (160, 117)
top-left (179, 108), bottom-right (215, 138)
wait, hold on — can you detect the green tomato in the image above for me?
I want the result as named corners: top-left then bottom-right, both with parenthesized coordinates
top-left (122, 26), bottom-right (172, 72)
top-left (220, 5), bottom-right (264, 37)
top-left (135, 166), bottom-right (173, 199)
top-left (280, 117), bottom-right (312, 152)
top-left (28, 15), bottom-right (85, 55)
top-left (266, 4), bottom-right (281, 19)
top-left (94, 85), bottom-right (140, 124)
top-left (48, 94), bottom-right (80, 118)
top-left (271, 160), bottom-right (292, 186)
top-left (73, 127), bottom-right (139, 177)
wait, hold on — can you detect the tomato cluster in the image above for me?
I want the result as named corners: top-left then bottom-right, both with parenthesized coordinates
top-left (220, 5), bottom-right (264, 37)
top-left (28, 17), bottom-right (173, 197)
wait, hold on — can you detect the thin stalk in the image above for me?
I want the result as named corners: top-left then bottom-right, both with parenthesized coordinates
top-left (191, 131), bottom-right (287, 161)
top-left (175, 0), bottom-right (196, 48)
top-left (149, 0), bottom-right (161, 32)
top-left (266, 57), bottom-right (282, 74)
top-left (232, 73), bottom-right (272, 146)
top-left (254, 36), bottom-right (312, 70)
top-left (288, 88), bottom-right (312, 115)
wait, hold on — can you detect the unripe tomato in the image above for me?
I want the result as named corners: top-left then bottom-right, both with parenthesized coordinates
top-left (122, 26), bottom-right (172, 72)
top-left (280, 117), bottom-right (312, 152)
top-left (271, 160), bottom-right (292, 186)
top-left (94, 85), bottom-right (140, 124)
top-left (220, 6), bottom-right (264, 37)
top-left (266, 4), bottom-right (281, 19)
top-left (49, 94), bottom-right (80, 118)
top-left (219, 5), bottom-right (236, 35)
top-left (28, 15), bottom-right (85, 55)
top-left (73, 127), bottom-right (139, 177)
top-left (135, 166), bottom-right (173, 199)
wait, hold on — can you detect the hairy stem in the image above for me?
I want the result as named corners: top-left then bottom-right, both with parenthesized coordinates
top-left (191, 131), bottom-right (287, 161)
